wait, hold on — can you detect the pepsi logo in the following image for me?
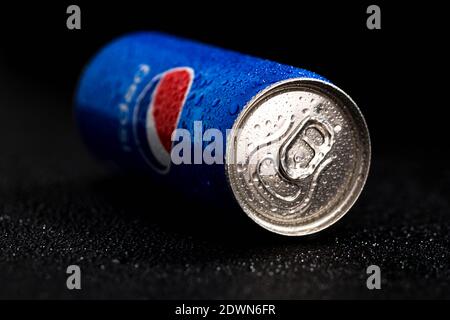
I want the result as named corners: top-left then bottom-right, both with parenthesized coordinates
top-left (133, 67), bottom-right (194, 173)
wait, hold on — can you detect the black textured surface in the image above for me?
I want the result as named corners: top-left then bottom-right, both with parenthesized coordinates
top-left (0, 74), bottom-right (449, 299)
top-left (0, 1), bottom-right (448, 300)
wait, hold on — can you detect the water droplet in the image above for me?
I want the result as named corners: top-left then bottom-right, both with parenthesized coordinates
top-left (334, 125), bottom-right (342, 133)
top-left (195, 94), bottom-right (204, 106)
top-left (237, 162), bottom-right (246, 172)
top-left (212, 98), bottom-right (220, 108)
top-left (229, 104), bottom-right (239, 115)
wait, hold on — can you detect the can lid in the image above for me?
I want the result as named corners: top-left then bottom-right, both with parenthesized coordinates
top-left (226, 78), bottom-right (371, 236)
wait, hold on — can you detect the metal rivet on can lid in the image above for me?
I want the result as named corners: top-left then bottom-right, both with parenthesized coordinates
top-left (226, 78), bottom-right (371, 236)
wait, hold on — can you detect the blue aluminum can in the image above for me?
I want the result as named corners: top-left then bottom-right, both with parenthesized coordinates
top-left (75, 32), bottom-right (370, 236)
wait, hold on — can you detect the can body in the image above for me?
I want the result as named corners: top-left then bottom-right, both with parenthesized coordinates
top-left (75, 32), bottom-right (370, 236)
top-left (76, 32), bottom-right (325, 199)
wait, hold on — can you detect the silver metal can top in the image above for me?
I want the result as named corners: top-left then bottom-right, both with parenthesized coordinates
top-left (226, 78), bottom-right (371, 236)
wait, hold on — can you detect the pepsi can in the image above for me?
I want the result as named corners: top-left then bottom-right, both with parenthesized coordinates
top-left (75, 32), bottom-right (370, 236)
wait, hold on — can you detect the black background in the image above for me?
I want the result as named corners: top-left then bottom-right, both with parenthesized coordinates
top-left (0, 1), bottom-right (449, 299)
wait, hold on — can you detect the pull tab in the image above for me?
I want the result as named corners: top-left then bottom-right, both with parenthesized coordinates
top-left (278, 116), bottom-right (334, 181)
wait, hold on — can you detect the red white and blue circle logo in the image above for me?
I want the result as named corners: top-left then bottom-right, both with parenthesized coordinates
top-left (133, 67), bottom-right (194, 173)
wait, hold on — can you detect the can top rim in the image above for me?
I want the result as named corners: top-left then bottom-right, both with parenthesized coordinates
top-left (225, 78), bottom-right (371, 236)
